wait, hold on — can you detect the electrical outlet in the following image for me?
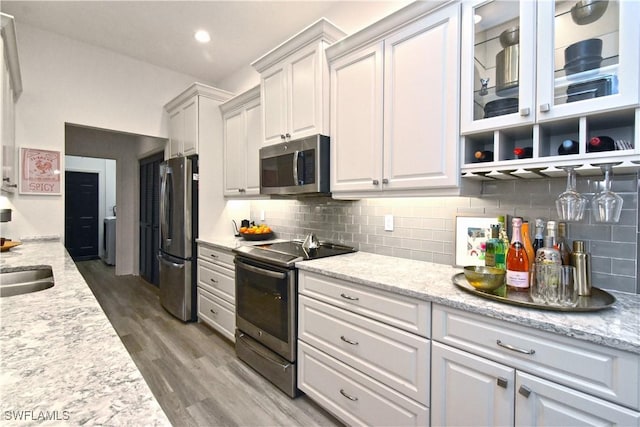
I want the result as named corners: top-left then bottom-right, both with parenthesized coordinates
top-left (384, 214), bottom-right (394, 231)
top-left (260, 210), bottom-right (265, 221)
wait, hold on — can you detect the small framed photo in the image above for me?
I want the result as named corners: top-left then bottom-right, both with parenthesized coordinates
top-left (455, 215), bottom-right (503, 267)
top-left (19, 147), bottom-right (62, 195)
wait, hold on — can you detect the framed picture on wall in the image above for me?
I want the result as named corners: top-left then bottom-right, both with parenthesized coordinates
top-left (454, 215), bottom-right (503, 267)
top-left (19, 147), bottom-right (62, 195)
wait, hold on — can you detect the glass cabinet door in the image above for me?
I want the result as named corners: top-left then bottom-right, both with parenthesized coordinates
top-left (461, 0), bottom-right (536, 134)
top-left (536, 0), bottom-right (639, 121)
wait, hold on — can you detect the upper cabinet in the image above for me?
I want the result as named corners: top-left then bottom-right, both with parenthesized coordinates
top-left (251, 19), bottom-right (346, 146)
top-left (461, 0), bottom-right (640, 133)
top-left (327, 1), bottom-right (471, 198)
top-left (460, 0), bottom-right (639, 177)
top-left (165, 83), bottom-right (233, 159)
top-left (1, 13), bottom-right (22, 193)
top-left (220, 86), bottom-right (262, 197)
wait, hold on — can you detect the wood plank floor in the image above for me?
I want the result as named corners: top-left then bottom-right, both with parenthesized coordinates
top-left (76, 260), bottom-right (342, 427)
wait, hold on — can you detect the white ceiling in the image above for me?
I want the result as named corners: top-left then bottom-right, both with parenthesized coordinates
top-left (2, 1), bottom-right (410, 86)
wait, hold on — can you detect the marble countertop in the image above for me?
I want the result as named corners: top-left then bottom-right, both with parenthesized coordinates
top-left (0, 241), bottom-right (170, 426)
top-left (295, 252), bottom-right (640, 355)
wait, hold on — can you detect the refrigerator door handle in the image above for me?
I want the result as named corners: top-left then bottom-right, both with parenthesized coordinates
top-left (160, 167), bottom-right (174, 245)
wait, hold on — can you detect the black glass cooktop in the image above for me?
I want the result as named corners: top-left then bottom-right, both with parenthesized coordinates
top-left (233, 240), bottom-right (356, 268)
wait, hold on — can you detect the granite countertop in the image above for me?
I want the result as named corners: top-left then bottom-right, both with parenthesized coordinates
top-left (0, 241), bottom-right (170, 426)
top-left (295, 252), bottom-right (640, 355)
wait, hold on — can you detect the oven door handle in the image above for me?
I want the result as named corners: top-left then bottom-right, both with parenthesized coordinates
top-left (236, 261), bottom-right (287, 280)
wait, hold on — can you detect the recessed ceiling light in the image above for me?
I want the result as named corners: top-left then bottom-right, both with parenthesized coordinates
top-left (194, 30), bottom-right (211, 43)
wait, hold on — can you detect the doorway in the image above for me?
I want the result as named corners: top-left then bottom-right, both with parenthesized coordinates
top-left (65, 171), bottom-right (99, 261)
top-left (139, 152), bottom-right (163, 286)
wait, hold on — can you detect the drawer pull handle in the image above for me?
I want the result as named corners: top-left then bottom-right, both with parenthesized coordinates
top-left (340, 389), bottom-right (358, 401)
top-left (210, 254), bottom-right (218, 258)
top-left (210, 309), bottom-right (217, 315)
top-left (497, 377), bottom-right (508, 388)
top-left (518, 385), bottom-right (531, 398)
top-left (496, 340), bottom-right (535, 355)
top-left (210, 278), bottom-right (218, 283)
top-left (340, 293), bottom-right (359, 301)
top-left (340, 336), bottom-right (358, 346)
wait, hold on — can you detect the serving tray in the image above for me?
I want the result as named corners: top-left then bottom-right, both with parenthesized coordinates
top-left (452, 273), bottom-right (616, 312)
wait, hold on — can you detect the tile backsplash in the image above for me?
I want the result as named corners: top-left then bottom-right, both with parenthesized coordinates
top-left (250, 173), bottom-right (639, 294)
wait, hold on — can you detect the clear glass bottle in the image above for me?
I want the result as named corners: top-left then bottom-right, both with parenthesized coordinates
top-left (556, 222), bottom-right (571, 265)
top-left (497, 215), bottom-right (510, 258)
top-left (546, 220), bottom-right (558, 247)
top-left (485, 224), bottom-right (507, 270)
top-left (535, 236), bottom-right (562, 265)
top-left (506, 217), bottom-right (529, 292)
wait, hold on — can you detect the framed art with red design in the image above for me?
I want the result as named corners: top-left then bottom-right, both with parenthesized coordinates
top-left (19, 147), bottom-right (61, 195)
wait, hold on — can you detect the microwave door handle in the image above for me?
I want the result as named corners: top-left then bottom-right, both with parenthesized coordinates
top-left (292, 150), bottom-right (300, 185)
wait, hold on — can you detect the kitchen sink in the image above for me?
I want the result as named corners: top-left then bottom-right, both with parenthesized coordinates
top-left (0, 266), bottom-right (54, 297)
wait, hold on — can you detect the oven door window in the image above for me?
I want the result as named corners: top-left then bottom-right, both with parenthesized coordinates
top-left (236, 259), bottom-right (292, 342)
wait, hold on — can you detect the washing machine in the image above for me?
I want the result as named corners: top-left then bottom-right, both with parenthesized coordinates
top-left (103, 216), bottom-right (116, 265)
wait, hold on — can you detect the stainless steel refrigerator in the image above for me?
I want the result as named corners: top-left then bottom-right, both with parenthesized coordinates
top-left (158, 156), bottom-right (198, 322)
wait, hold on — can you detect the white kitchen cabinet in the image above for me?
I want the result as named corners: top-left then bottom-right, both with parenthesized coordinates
top-left (327, 2), bottom-right (464, 197)
top-left (220, 86), bottom-right (261, 197)
top-left (460, 0), bottom-right (640, 177)
top-left (1, 13), bottom-right (22, 193)
top-left (297, 270), bottom-right (431, 426)
top-left (431, 304), bottom-right (640, 426)
top-left (251, 19), bottom-right (346, 146)
top-left (197, 243), bottom-right (236, 342)
top-left (165, 83), bottom-right (233, 158)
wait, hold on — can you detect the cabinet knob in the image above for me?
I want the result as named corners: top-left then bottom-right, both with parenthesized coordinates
top-left (539, 103), bottom-right (550, 113)
top-left (281, 134), bottom-right (286, 140)
top-left (520, 108), bottom-right (530, 117)
top-left (518, 385), bottom-right (532, 398)
top-left (238, 188), bottom-right (246, 193)
top-left (285, 133), bottom-right (291, 140)
top-left (372, 179), bottom-right (379, 185)
top-left (210, 278), bottom-right (218, 283)
top-left (210, 308), bottom-right (217, 315)
top-left (382, 178), bottom-right (389, 184)
top-left (497, 377), bottom-right (508, 388)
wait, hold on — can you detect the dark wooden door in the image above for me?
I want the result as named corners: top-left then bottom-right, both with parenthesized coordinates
top-left (139, 153), bottom-right (163, 286)
top-left (65, 171), bottom-right (99, 261)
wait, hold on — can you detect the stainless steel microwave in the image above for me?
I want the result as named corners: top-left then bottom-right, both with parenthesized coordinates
top-left (259, 134), bottom-right (330, 196)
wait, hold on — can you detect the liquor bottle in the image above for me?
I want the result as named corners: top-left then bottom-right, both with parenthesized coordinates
top-left (532, 218), bottom-right (545, 253)
top-left (546, 220), bottom-right (558, 247)
top-left (485, 224), bottom-right (506, 270)
top-left (535, 236), bottom-right (561, 265)
top-left (521, 221), bottom-right (536, 278)
top-left (513, 146), bottom-right (533, 159)
top-left (587, 136), bottom-right (615, 152)
top-left (557, 139), bottom-right (579, 155)
top-left (556, 222), bottom-right (572, 265)
top-left (506, 217), bottom-right (530, 292)
top-left (474, 150), bottom-right (494, 162)
top-left (497, 215), bottom-right (510, 258)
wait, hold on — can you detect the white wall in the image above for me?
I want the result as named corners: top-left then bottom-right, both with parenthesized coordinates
top-left (8, 22), bottom-right (210, 249)
top-left (64, 155), bottom-right (116, 257)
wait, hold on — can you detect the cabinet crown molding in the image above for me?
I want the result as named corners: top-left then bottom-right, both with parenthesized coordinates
top-left (1, 13), bottom-right (23, 98)
top-left (219, 85), bottom-right (260, 114)
top-left (325, 0), bottom-right (452, 62)
top-left (164, 82), bottom-right (234, 112)
top-left (251, 18), bottom-right (346, 72)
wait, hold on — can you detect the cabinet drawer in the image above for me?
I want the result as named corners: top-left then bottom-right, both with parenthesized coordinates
top-left (197, 288), bottom-right (235, 342)
top-left (198, 258), bottom-right (235, 304)
top-left (298, 341), bottom-right (429, 427)
top-left (299, 270), bottom-right (430, 338)
top-left (432, 304), bottom-right (640, 410)
top-left (299, 295), bottom-right (429, 405)
top-left (198, 244), bottom-right (234, 268)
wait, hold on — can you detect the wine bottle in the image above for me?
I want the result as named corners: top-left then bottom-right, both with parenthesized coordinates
top-left (485, 224), bottom-right (506, 270)
top-left (556, 222), bottom-right (572, 265)
top-left (532, 218), bottom-right (545, 253)
top-left (587, 136), bottom-right (615, 152)
top-left (474, 150), bottom-right (494, 162)
top-left (513, 146), bottom-right (533, 159)
top-left (506, 217), bottom-right (530, 292)
top-left (557, 139), bottom-right (579, 155)
top-left (521, 221), bottom-right (536, 279)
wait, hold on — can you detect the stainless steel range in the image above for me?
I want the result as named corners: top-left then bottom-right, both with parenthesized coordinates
top-left (233, 239), bottom-right (356, 397)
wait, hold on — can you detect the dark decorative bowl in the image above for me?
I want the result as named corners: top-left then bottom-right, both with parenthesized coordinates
top-left (240, 232), bottom-right (274, 241)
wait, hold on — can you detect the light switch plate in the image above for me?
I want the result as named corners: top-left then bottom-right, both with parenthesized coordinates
top-left (260, 210), bottom-right (265, 221)
top-left (384, 214), bottom-right (394, 231)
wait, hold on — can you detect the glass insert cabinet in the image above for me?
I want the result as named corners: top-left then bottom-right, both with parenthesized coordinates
top-left (460, 0), bottom-right (640, 175)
